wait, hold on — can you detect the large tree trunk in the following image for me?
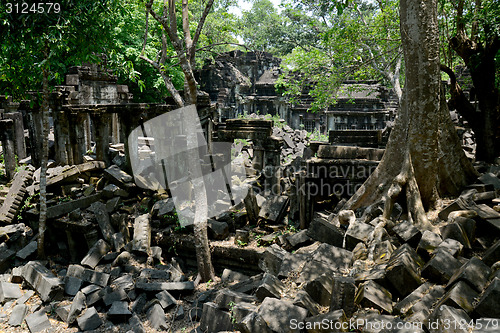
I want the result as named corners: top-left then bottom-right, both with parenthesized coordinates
top-left (448, 1), bottom-right (500, 162)
top-left (141, 0), bottom-right (216, 282)
top-left (340, 0), bottom-right (477, 229)
top-left (37, 61), bottom-right (50, 258)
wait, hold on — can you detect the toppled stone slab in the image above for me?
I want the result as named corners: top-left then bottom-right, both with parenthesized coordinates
top-left (474, 277), bottom-right (500, 318)
top-left (293, 290), bottom-right (319, 316)
top-left (208, 219), bottom-right (229, 240)
top-left (0, 167), bottom-right (33, 224)
top-left (259, 244), bottom-right (287, 276)
top-left (81, 239), bottom-right (111, 269)
top-left (0, 244), bottom-right (15, 273)
top-left (156, 290), bottom-right (177, 310)
top-left (482, 239), bottom-right (500, 266)
top-left (103, 165), bottom-right (134, 189)
top-left (0, 281), bottom-right (22, 304)
top-left (437, 280), bottom-right (477, 313)
top-left (67, 264), bottom-right (110, 287)
top-left (422, 250), bottom-right (462, 284)
top-left (136, 280), bottom-right (195, 293)
top-left (258, 195), bottom-right (289, 224)
top-left (236, 311), bottom-right (272, 333)
top-left (199, 302), bottom-right (234, 332)
top-left (304, 274), bottom-right (333, 307)
top-left (215, 289), bottom-right (257, 309)
top-left (330, 276), bottom-right (356, 317)
top-left (307, 215), bottom-right (344, 247)
top-left (345, 220), bottom-right (375, 251)
top-left (221, 268), bottom-right (249, 283)
top-left (16, 240), bottom-right (37, 260)
top-left (88, 201), bottom-right (115, 244)
top-left (417, 230), bottom-right (443, 257)
top-left (394, 282), bottom-right (434, 315)
top-left (108, 301), bottom-right (132, 323)
top-left (8, 303), bottom-right (29, 326)
top-left (22, 261), bottom-right (63, 302)
top-left (47, 193), bottom-right (102, 219)
top-left (385, 247), bottom-right (423, 297)
top-left (255, 273), bottom-right (284, 301)
top-left (258, 297), bottom-right (308, 333)
top-left (427, 305), bottom-right (471, 333)
top-left (67, 291), bottom-right (86, 324)
top-left (25, 310), bottom-right (51, 333)
top-left (286, 230), bottom-right (312, 248)
top-left (446, 257), bottom-right (491, 292)
top-left (77, 306), bottom-right (103, 331)
top-left (392, 220), bottom-right (422, 247)
top-left (355, 280), bottom-right (393, 314)
top-left (147, 303), bottom-right (168, 330)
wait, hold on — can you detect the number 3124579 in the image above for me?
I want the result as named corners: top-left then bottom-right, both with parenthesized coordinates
top-left (6, 3), bottom-right (61, 14)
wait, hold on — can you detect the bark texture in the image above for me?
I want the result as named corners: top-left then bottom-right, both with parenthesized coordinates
top-left (340, 0), bottom-right (477, 229)
top-left (37, 60), bottom-right (50, 259)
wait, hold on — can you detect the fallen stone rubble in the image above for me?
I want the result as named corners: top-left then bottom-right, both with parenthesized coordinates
top-left (0, 157), bottom-right (499, 332)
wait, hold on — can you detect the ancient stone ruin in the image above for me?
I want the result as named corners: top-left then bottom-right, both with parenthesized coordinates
top-left (0, 59), bottom-right (499, 333)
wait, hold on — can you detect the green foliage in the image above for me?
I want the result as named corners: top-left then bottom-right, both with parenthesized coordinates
top-left (277, 0), bottom-right (403, 111)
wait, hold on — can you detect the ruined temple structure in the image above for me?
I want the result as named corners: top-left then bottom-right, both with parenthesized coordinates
top-left (197, 51), bottom-right (398, 147)
top-left (0, 63), bottom-right (215, 178)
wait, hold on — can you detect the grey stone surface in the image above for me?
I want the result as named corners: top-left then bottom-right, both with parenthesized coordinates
top-left (292, 290), bottom-right (319, 316)
top-left (437, 281), bottom-right (477, 313)
top-left (22, 261), bottom-right (64, 302)
top-left (129, 314), bottom-right (146, 333)
top-left (67, 264), bottom-right (110, 287)
top-left (136, 280), bottom-right (195, 292)
top-left (394, 282), bottom-right (434, 315)
top-left (207, 219), bottom-right (229, 240)
top-left (392, 220), bottom-right (422, 247)
top-left (304, 310), bottom-right (346, 333)
top-left (330, 276), bottom-right (356, 317)
top-left (221, 268), bottom-right (248, 283)
top-left (215, 289), bottom-right (257, 310)
top-left (25, 310), bottom-right (51, 333)
top-left (67, 291), bottom-right (86, 324)
top-left (304, 274), bottom-right (333, 307)
top-left (199, 302), bottom-right (234, 332)
top-left (64, 276), bottom-right (83, 296)
top-left (422, 250), bottom-right (462, 284)
top-left (474, 277), bottom-right (500, 318)
top-left (345, 220), bottom-right (375, 251)
top-left (80, 239), bottom-right (111, 269)
top-left (236, 311), bottom-right (272, 333)
top-left (147, 303), bottom-right (167, 330)
top-left (258, 195), bottom-right (289, 224)
top-left (89, 201), bottom-right (115, 244)
top-left (355, 280), bottom-right (393, 313)
top-left (286, 230), bottom-right (312, 248)
top-left (132, 213), bottom-right (151, 255)
top-left (103, 287), bottom-right (128, 306)
top-left (482, 239), bottom-right (500, 266)
top-left (108, 301), bottom-right (132, 323)
top-left (8, 304), bottom-right (29, 326)
top-left (16, 241), bottom-right (37, 260)
top-left (307, 215), bottom-right (344, 247)
top-left (156, 290), bottom-right (177, 309)
top-left (257, 297), bottom-right (308, 333)
top-left (433, 238), bottom-right (464, 257)
top-left (427, 305), bottom-right (471, 333)
top-left (447, 257), bottom-right (491, 292)
top-left (255, 273), bottom-right (284, 302)
top-left (417, 230), bottom-right (443, 257)
top-left (385, 248), bottom-right (423, 297)
top-left (77, 306), bottom-right (103, 331)
top-left (259, 244), bottom-right (287, 276)
top-left (0, 282), bottom-right (22, 304)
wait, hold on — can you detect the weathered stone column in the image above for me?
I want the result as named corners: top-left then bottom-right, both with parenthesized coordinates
top-left (93, 112), bottom-right (111, 165)
top-left (3, 112), bottom-right (26, 160)
top-left (111, 113), bottom-right (120, 144)
top-left (52, 109), bottom-right (71, 165)
top-left (68, 112), bottom-right (86, 165)
top-left (26, 107), bottom-right (43, 168)
top-left (0, 119), bottom-right (17, 180)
